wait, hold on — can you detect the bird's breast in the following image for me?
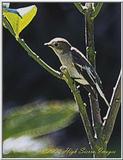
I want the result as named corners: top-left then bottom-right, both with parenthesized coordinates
top-left (59, 53), bottom-right (89, 85)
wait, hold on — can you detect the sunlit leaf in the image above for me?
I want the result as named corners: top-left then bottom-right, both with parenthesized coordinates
top-left (3, 5), bottom-right (37, 38)
top-left (3, 101), bottom-right (78, 139)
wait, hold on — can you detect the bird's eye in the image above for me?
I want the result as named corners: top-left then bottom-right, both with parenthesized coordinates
top-left (54, 42), bottom-right (59, 47)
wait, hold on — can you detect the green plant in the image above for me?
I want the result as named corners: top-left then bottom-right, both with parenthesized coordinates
top-left (3, 2), bottom-right (121, 158)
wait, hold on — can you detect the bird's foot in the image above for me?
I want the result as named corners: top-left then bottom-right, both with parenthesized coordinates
top-left (60, 66), bottom-right (68, 78)
top-left (60, 65), bottom-right (67, 73)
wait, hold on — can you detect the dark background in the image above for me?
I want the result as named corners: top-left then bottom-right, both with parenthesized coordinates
top-left (3, 3), bottom-right (121, 158)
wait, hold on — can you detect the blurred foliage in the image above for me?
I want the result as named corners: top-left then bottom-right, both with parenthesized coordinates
top-left (3, 5), bottom-right (37, 38)
top-left (3, 101), bottom-right (78, 140)
top-left (3, 151), bottom-right (57, 158)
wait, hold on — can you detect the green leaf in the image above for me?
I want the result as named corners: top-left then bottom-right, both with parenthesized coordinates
top-left (3, 151), bottom-right (56, 158)
top-left (3, 101), bottom-right (78, 139)
top-left (3, 5), bottom-right (37, 38)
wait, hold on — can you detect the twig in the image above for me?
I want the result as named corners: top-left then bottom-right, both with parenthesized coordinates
top-left (92, 3), bottom-right (103, 19)
top-left (89, 93), bottom-right (102, 139)
top-left (101, 71), bottom-right (121, 144)
top-left (84, 3), bottom-right (102, 138)
top-left (74, 3), bottom-right (87, 15)
top-left (85, 3), bottom-right (95, 66)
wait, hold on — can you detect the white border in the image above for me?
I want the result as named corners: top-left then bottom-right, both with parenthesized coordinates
top-left (0, 2), bottom-right (2, 160)
top-left (121, 2), bottom-right (123, 160)
top-left (1, 1), bottom-right (122, 160)
top-left (1, 0), bottom-right (123, 2)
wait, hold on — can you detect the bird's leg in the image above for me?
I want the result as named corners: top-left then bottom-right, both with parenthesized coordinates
top-left (60, 66), bottom-right (80, 93)
top-left (59, 65), bottom-right (67, 78)
top-left (60, 65), bottom-right (68, 74)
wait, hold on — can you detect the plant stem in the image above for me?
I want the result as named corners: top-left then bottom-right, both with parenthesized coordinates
top-left (61, 67), bottom-right (95, 149)
top-left (89, 93), bottom-right (102, 139)
top-left (92, 3), bottom-right (103, 19)
top-left (85, 3), bottom-right (96, 66)
top-left (101, 71), bottom-right (121, 144)
top-left (84, 3), bottom-right (102, 138)
top-left (93, 71), bottom-right (121, 158)
top-left (74, 3), bottom-right (87, 15)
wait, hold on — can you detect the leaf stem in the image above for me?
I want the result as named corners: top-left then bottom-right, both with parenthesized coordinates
top-left (3, 16), bottom-right (62, 80)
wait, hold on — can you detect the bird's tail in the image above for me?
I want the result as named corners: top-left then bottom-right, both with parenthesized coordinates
top-left (95, 83), bottom-right (110, 108)
top-left (83, 85), bottom-right (97, 99)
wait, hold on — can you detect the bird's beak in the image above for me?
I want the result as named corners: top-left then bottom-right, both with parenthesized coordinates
top-left (44, 42), bottom-right (51, 47)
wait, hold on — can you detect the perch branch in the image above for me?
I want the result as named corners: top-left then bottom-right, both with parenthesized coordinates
top-left (101, 71), bottom-right (121, 144)
top-left (84, 3), bottom-right (102, 137)
top-left (60, 66), bottom-right (95, 149)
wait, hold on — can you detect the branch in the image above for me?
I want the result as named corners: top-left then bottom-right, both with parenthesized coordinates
top-left (92, 3), bottom-right (103, 19)
top-left (60, 66), bottom-right (95, 148)
top-left (74, 3), bottom-right (87, 15)
top-left (101, 71), bottom-right (121, 144)
top-left (85, 4), bottom-right (95, 66)
top-left (84, 3), bottom-right (102, 138)
top-left (89, 93), bottom-right (102, 139)
top-left (3, 16), bottom-right (62, 80)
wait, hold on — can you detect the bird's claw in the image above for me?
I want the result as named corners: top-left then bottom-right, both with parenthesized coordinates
top-left (60, 66), bottom-right (67, 74)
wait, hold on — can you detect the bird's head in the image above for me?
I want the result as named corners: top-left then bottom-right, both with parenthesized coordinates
top-left (44, 37), bottom-right (71, 55)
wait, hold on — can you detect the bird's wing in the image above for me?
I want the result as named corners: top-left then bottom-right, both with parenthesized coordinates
top-left (71, 47), bottom-right (103, 90)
